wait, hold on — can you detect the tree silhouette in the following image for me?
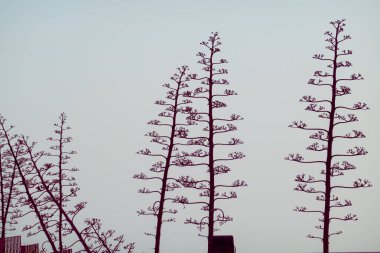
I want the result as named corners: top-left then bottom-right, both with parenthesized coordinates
top-left (285, 19), bottom-right (371, 253)
top-left (0, 115), bottom-right (59, 252)
top-left (134, 66), bottom-right (191, 253)
top-left (19, 113), bottom-right (90, 252)
top-left (0, 118), bottom-right (23, 252)
top-left (172, 32), bottom-right (246, 253)
top-left (1, 114), bottom-right (134, 253)
top-left (47, 113), bottom-right (78, 252)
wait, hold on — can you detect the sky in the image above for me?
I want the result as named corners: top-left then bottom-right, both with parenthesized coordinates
top-left (0, 1), bottom-right (380, 252)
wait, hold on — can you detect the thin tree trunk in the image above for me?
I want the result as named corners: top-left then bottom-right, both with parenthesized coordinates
top-left (154, 114), bottom-right (176, 253)
top-left (207, 51), bottom-right (215, 253)
top-left (323, 23), bottom-right (339, 253)
top-left (0, 148), bottom-right (6, 253)
top-left (58, 120), bottom-right (64, 253)
top-left (154, 72), bottom-right (183, 253)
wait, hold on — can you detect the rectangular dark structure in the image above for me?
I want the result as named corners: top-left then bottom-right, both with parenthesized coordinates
top-left (21, 244), bottom-right (39, 253)
top-left (212, 235), bottom-right (235, 253)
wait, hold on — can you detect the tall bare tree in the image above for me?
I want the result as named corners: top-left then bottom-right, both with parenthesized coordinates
top-left (0, 121), bottom-right (22, 252)
top-left (19, 113), bottom-right (89, 252)
top-left (0, 115), bottom-right (59, 252)
top-left (1, 114), bottom-right (134, 253)
top-left (285, 19), bottom-right (372, 253)
top-left (134, 66), bottom-right (192, 253)
top-left (172, 32), bottom-right (246, 253)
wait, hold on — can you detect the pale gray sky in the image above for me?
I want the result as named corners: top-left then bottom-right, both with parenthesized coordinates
top-left (1, 1), bottom-right (379, 252)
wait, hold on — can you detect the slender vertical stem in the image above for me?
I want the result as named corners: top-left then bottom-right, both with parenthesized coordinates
top-left (207, 39), bottom-right (215, 253)
top-left (58, 116), bottom-right (64, 253)
top-left (0, 146), bottom-right (5, 253)
top-left (323, 22), bottom-right (340, 253)
top-left (154, 71), bottom-right (184, 253)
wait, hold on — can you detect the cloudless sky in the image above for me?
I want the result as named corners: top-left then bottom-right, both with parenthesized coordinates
top-left (1, 1), bottom-right (379, 252)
